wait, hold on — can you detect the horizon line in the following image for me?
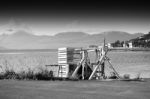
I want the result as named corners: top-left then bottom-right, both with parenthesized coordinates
top-left (0, 30), bottom-right (147, 36)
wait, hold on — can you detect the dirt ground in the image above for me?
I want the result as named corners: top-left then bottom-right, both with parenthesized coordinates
top-left (0, 79), bottom-right (150, 99)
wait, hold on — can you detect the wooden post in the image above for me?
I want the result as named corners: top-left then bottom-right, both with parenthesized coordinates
top-left (106, 59), bottom-right (121, 79)
top-left (88, 50), bottom-right (105, 80)
top-left (101, 62), bottom-right (105, 77)
top-left (72, 51), bottom-right (84, 78)
top-left (72, 50), bottom-right (93, 80)
top-left (89, 64), bottom-right (99, 80)
top-left (82, 64), bottom-right (85, 80)
top-left (71, 63), bottom-right (81, 78)
top-left (82, 51), bottom-right (85, 80)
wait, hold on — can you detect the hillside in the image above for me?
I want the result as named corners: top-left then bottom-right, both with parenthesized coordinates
top-left (130, 32), bottom-right (150, 47)
top-left (0, 30), bottom-right (144, 49)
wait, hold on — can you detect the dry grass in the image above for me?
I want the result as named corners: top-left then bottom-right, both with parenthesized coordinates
top-left (0, 52), bottom-right (58, 80)
top-left (0, 52), bottom-right (57, 73)
top-left (0, 51), bottom-right (150, 78)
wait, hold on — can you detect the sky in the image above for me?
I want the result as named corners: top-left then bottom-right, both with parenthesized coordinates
top-left (0, 0), bottom-right (150, 35)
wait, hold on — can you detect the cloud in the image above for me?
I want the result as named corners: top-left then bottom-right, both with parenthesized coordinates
top-left (65, 20), bottom-right (82, 31)
top-left (0, 18), bottom-right (32, 35)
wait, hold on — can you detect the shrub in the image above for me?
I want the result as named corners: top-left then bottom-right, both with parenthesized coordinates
top-left (123, 74), bottom-right (130, 79)
top-left (35, 70), bottom-right (54, 80)
top-left (2, 69), bottom-right (17, 79)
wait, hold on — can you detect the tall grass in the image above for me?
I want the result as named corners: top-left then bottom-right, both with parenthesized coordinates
top-left (0, 52), bottom-right (58, 80)
top-left (0, 51), bottom-right (150, 79)
top-left (0, 67), bottom-right (55, 80)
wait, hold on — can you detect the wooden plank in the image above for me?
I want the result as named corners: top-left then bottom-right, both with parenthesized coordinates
top-left (62, 64), bottom-right (69, 66)
top-left (58, 72), bottom-right (68, 76)
top-left (58, 54), bottom-right (67, 56)
top-left (58, 61), bottom-right (67, 64)
top-left (89, 51), bottom-right (106, 80)
top-left (58, 63), bottom-right (68, 65)
top-left (107, 59), bottom-right (121, 79)
top-left (58, 60), bottom-right (68, 62)
top-left (58, 58), bottom-right (67, 60)
top-left (59, 67), bottom-right (67, 70)
top-left (58, 75), bottom-right (67, 78)
top-left (58, 71), bottom-right (68, 74)
top-left (58, 47), bottom-right (67, 50)
top-left (58, 53), bottom-right (67, 55)
top-left (58, 50), bottom-right (74, 52)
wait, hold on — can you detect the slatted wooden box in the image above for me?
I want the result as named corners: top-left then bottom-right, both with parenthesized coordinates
top-left (58, 47), bottom-right (81, 78)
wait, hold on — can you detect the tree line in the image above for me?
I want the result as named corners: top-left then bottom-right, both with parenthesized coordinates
top-left (111, 32), bottom-right (150, 48)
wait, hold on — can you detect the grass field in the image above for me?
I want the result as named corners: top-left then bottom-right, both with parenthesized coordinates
top-left (0, 52), bottom-right (58, 73)
top-left (0, 79), bottom-right (150, 99)
top-left (0, 50), bottom-right (150, 99)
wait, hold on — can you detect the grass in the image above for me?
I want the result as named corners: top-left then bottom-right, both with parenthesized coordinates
top-left (0, 79), bottom-right (150, 99)
top-left (0, 51), bottom-right (150, 79)
top-left (0, 67), bottom-right (56, 80)
top-left (0, 66), bottom-right (77, 81)
top-left (0, 52), bottom-right (57, 73)
top-left (0, 52), bottom-right (59, 80)
top-left (0, 51), bottom-right (150, 98)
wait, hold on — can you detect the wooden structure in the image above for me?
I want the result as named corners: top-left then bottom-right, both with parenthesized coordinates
top-left (58, 47), bottom-right (81, 78)
top-left (57, 45), bottom-right (120, 80)
top-left (45, 65), bottom-right (60, 77)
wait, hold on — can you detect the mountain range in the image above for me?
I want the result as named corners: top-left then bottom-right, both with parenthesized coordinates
top-left (0, 30), bottom-right (143, 49)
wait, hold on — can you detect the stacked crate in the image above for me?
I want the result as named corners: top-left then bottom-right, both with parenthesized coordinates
top-left (45, 65), bottom-right (60, 77)
top-left (58, 47), bottom-right (81, 78)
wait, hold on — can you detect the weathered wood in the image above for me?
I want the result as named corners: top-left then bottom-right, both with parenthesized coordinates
top-left (89, 64), bottom-right (100, 80)
top-left (106, 59), bottom-right (121, 79)
top-left (88, 50), bottom-right (106, 80)
top-left (58, 47), bottom-right (82, 78)
top-left (58, 46), bottom-right (120, 80)
top-left (71, 63), bottom-right (82, 78)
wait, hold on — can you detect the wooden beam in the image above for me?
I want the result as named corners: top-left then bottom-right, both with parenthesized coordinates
top-left (82, 63), bottom-right (85, 80)
top-left (72, 51), bottom-right (85, 78)
top-left (71, 63), bottom-right (82, 78)
top-left (106, 59), bottom-right (121, 79)
top-left (88, 51), bottom-right (106, 80)
top-left (88, 63), bottom-right (100, 80)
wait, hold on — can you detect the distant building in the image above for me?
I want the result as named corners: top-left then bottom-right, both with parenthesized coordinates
top-left (107, 43), bottom-right (113, 48)
top-left (128, 42), bottom-right (133, 48)
top-left (123, 43), bottom-right (126, 48)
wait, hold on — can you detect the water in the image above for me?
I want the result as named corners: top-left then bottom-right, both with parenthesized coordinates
top-left (0, 50), bottom-right (150, 78)
top-left (106, 51), bottom-right (150, 78)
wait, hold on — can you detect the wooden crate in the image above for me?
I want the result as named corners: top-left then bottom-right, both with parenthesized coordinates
top-left (58, 47), bottom-right (81, 78)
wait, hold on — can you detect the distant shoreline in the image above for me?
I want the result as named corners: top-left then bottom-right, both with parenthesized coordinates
top-left (0, 49), bottom-right (57, 53)
top-left (109, 47), bottom-right (150, 51)
top-left (0, 47), bottom-right (150, 53)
